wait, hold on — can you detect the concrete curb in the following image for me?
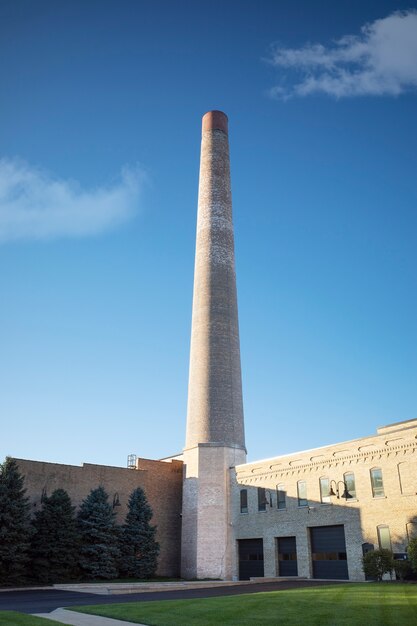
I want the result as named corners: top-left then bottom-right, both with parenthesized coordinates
top-left (0, 585), bottom-right (53, 593)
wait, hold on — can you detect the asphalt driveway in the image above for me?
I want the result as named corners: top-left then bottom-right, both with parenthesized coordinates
top-left (0, 580), bottom-right (344, 614)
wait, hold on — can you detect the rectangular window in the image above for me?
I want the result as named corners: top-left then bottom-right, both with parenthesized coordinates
top-left (370, 468), bottom-right (385, 498)
top-left (297, 481), bottom-right (308, 507)
top-left (320, 477), bottom-right (331, 503)
top-left (258, 487), bottom-right (266, 512)
top-left (378, 526), bottom-right (392, 551)
top-left (277, 484), bottom-right (286, 510)
top-left (240, 489), bottom-right (248, 514)
top-left (344, 472), bottom-right (356, 499)
top-left (398, 462), bottom-right (415, 495)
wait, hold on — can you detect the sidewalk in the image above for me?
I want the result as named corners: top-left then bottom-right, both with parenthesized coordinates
top-left (53, 579), bottom-right (256, 595)
top-left (34, 608), bottom-right (146, 626)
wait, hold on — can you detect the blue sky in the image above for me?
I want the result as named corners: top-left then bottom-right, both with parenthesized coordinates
top-left (1, 0), bottom-right (416, 467)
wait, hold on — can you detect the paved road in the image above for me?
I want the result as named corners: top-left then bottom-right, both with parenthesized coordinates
top-left (0, 580), bottom-right (343, 614)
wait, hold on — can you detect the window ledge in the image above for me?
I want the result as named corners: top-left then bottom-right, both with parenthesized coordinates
top-left (372, 495), bottom-right (387, 499)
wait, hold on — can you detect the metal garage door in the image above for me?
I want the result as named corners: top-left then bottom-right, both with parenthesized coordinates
top-left (238, 538), bottom-right (264, 580)
top-left (310, 525), bottom-right (348, 580)
top-left (277, 536), bottom-right (298, 576)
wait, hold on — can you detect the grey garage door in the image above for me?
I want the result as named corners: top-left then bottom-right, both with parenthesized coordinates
top-left (277, 536), bottom-right (298, 576)
top-left (310, 525), bottom-right (348, 580)
top-left (238, 538), bottom-right (264, 580)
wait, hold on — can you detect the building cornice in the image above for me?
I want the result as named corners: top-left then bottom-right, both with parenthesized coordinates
top-left (235, 438), bottom-right (417, 482)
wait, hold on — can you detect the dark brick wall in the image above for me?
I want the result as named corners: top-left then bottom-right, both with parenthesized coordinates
top-left (15, 457), bottom-right (183, 577)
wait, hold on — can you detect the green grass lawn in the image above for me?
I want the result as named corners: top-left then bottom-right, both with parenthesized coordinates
top-left (72, 583), bottom-right (417, 626)
top-left (0, 612), bottom-right (64, 626)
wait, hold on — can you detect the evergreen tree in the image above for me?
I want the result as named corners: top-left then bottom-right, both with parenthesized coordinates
top-left (0, 457), bottom-right (32, 585)
top-left (77, 486), bottom-right (120, 580)
top-left (30, 489), bottom-right (79, 583)
top-left (119, 487), bottom-right (159, 579)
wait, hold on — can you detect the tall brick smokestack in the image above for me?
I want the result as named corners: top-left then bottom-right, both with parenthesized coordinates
top-left (181, 111), bottom-right (246, 580)
top-left (185, 110), bottom-right (245, 451)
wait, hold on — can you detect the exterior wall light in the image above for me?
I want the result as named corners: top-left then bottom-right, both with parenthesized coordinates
top-left (329, 480), bottom-right (352, 500)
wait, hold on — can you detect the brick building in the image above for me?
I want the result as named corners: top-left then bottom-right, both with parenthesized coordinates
top-left (15, 457), bottom-right (183, 577)
top-left (232, 418), bottom-right (417, 581)
top-left (13, 111), bottom-right (416, 582)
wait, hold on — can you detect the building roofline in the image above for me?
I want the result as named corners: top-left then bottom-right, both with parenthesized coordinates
top-left (237, 417), bottom-right (417, 469)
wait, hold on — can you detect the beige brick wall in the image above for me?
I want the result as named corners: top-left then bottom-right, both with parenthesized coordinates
top-left (181, 444), bottom-right (246, 580)
top-left (231, 419), bottom-right (417, 581)
top-left (15, 457), bottom-right (183, 577)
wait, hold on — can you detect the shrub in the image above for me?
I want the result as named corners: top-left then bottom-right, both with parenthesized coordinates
top-left (408, 537), bottom-right (417, 573)
top-left (393, 559), bottom-right (412, 580)
top-left (362, 549), bottom-right (394, 581)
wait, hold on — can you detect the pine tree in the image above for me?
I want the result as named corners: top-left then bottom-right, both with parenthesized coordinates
top-left (77, 486), bottom-right (120, 580)
top-left (30, 489), bottom-right (79, 583)
top-left (119, 487), bottom-right (159, 579)
top-left (0, 457), bottom-right (32, 585)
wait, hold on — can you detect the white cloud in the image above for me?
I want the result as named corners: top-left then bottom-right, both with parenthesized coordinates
top-left (268, 10), bottom-right (417, 99)
top-left (0, 159), bottom-right (145, 243)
